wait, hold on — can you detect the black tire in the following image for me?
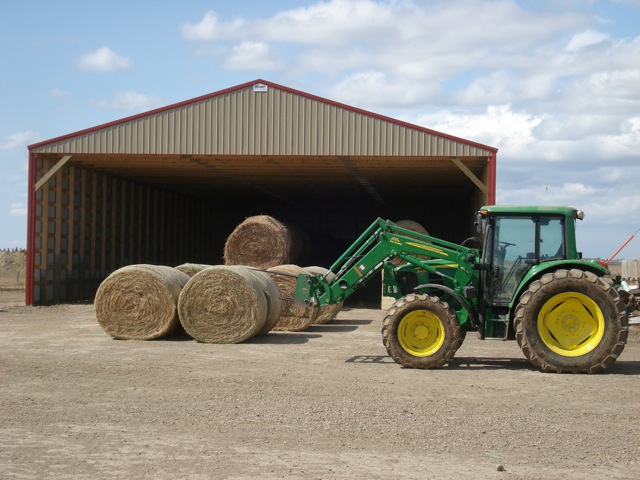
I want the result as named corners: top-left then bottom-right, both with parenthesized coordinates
top-left (514, 269), bottom-right (628, 373)
top-left (382, 293), bottom-right (464, 369)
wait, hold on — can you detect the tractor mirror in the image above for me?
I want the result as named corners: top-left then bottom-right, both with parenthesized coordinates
top-left (474, 212), bottom-right (487, 234)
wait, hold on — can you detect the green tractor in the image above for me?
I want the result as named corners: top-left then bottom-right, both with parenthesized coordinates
top-left (295, 206), bottom-right (629, 373)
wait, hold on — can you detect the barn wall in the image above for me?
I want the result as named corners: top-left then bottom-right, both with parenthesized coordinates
top-left (32, 156), bottom-right (223, 304)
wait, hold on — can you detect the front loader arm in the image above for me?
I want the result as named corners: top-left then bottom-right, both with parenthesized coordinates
top-left (294, 218), bottom-right (479, 308)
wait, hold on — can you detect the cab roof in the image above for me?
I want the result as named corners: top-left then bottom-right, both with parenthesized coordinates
top-left (479, 205), bottom-right (583, 219)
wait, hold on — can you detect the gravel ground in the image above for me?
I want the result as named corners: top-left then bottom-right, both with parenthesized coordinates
top-left (1, 289), bottom-right (639, 480)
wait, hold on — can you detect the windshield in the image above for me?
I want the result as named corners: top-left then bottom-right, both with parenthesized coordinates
top-left (488, 215), bottom-right (565, 304)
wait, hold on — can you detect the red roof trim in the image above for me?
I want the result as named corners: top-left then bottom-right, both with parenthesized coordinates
top-left (28, 78), bottom-right (498, 153)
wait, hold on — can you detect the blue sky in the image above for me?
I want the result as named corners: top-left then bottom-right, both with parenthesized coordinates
top-left (1, 0), bottom-right (639, 260)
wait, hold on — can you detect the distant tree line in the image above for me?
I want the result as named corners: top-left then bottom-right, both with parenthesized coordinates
top-left (0, 247), bottom-right (26, 253)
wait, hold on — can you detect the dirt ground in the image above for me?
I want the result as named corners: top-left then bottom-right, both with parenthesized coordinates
top-left (1, 248), bottom-right (640, 480)
top-left (0, 286), bottom-right (639, 480)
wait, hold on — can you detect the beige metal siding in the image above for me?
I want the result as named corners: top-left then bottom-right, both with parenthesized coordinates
top-left (32, 86), bottom-right (494, 158)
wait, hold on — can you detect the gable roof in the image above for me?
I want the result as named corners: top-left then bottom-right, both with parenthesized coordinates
top-left (29, 79), bottom-right (497, 157)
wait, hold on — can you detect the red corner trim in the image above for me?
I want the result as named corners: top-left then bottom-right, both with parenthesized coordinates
top-left (26, 152), bottom-right (36, 305)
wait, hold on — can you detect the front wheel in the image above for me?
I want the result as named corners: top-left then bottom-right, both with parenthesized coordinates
top-left (382, 293), bottom-right (464, 369)
top-left (514, 269), bottom-right (628, 373)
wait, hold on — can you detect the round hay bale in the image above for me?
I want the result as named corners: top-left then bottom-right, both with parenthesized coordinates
top-left (95, 264), bottom-right (190, 340)
top-left (224, 215), bottom-right (292, 269)
top-left (175, 263), bottom-right (213, 277)
top-left (267, 264), bottom-right (318, 331)
top-left (304, 266), bottom-right (343, 324)
top-left (392, 219), bottom-right (430, 265)
top-left (395, 219), bottom-right (429, 236)
top-left (178, 265), bottom-right (268, 343)
top-left (226, 266), bottom-right (283, 335)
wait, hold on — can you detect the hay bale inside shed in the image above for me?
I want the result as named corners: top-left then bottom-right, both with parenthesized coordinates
top-left (94, 264), bottom-right (190, 340)
top-left (391, 219), bottom-right (431, 266)
top-left (175, 263), bottom-right (214, 277)
top-left (395, 219), bottom-right (429, 236)
top-left (224, 215), bottom-right (293, 269)
top-left (267, 264), bottom-right (318, 331)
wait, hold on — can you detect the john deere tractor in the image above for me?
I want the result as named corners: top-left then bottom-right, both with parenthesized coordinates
top-left (295, 206), bottom-right (628, 373)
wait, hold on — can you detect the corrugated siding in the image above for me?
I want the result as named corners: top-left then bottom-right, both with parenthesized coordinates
top-left (32, 86), bottom-right (493, 157)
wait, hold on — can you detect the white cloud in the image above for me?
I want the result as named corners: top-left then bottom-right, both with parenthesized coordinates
top-left (411, 104), bottom-right (542, 157)
top-left (1, 131), bottom-right (41, 150)
top-left (222, 42), bottom-right (283, 71)
top-left (534, 114), bottom-right (621, 141)
top-left (10, 203), bottom-right (27, 217)
top-left (596, 116), bottom-right (640, 159)
top-left (329, 70), bottom-right (440, 109)
top-left (49, 88), bottom-right (69, 97)
top-left (180, 11), bottom-right (246, 41)
top-left (498, 182), bottom-right (599, 206)
top-left (565, 29), bottom-right (610, 52)
top-left (77, 47), bottom-right (133, 72)
top-left (263, 0), bottom-right (398, 46)
top-left (91, 92), bottom-right (165, 112)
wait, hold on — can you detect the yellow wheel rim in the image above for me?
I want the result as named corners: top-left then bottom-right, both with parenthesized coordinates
top-left (537, 292), bottom-right (605, 357)
top-left (398, 310), bottom-right (445, 357)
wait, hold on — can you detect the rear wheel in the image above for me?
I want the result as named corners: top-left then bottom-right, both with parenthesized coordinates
top-left (382, 293), bottom-right (464, 368)
top-left (514, 269), bottom-right (628, 373)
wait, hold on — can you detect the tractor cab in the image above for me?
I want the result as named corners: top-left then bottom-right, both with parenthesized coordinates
top-left (474, 206), bottom-right (585, 337)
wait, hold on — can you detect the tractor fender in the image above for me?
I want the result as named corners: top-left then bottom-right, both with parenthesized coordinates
top-left (509, 259), bottom-right (611, 310)
top-left (414, 283), bottom-right (478, 328)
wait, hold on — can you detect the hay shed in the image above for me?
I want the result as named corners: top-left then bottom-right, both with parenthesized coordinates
top-left (26, 79), bottom-right (497, 305)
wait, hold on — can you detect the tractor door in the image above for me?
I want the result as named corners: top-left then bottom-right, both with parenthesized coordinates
top-left (483, 214), bottom-right (566, 306)
top-left (484, 215), bottom-right (536, 305)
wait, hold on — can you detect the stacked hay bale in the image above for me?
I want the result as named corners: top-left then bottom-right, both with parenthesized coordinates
top-left (304, 266), bottom-right (342, 324)
top-left (95, 215), bottom-right (345, 341)
top-left (223, 215), bottom-right (293, 269)
top-left (395, 219), bottom-right (429, 236)
top-left (392, 219), bottom-right (430, 265)
top-left (175, 263), bottom-right (212, 277)
top-left (178, 265), bottom-right (282, 343)
top-left (267, 264), bottom-right (318, 331)
top-left (223, 215), bottom-right (322, 332)
top-left (95, 264), bottom-right (190, 340)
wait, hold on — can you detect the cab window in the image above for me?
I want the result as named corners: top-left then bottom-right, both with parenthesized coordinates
top-left (539, 217), bottom-right (565, 260)
top-left (487, 214), bottom-right (566, 304)
top-left (490, 216), bottom-right (535, 302)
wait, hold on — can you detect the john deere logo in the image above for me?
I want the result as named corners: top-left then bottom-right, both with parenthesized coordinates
top-left (390, 237), bottom-right (403, 246)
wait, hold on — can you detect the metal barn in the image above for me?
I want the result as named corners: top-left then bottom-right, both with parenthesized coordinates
top-left (26, 79), bottom-right (497, 305)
